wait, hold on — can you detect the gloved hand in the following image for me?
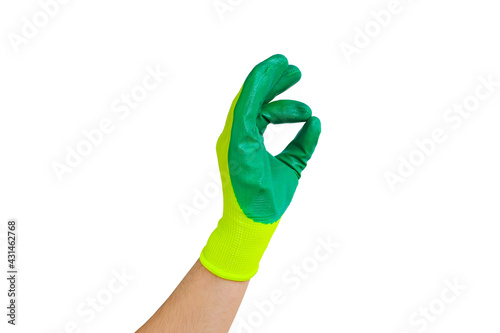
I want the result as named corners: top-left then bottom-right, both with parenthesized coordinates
top-left (200, 54), bottom-right (321, 281)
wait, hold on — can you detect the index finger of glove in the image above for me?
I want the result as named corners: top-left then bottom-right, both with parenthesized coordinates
top-left (263, 65), bottom-right (302, 104)
top-left (234, 54), bottom-right (289, 133)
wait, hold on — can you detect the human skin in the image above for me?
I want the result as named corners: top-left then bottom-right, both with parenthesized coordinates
top-left (136, 259), bottom-right (248, 333)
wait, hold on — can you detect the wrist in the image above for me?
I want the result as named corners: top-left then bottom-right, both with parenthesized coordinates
top-left (200, 215), bottom-right (280, 281)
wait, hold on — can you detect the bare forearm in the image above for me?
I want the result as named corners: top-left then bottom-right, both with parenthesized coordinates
top-left (136, 259), bottom-right (249, 333)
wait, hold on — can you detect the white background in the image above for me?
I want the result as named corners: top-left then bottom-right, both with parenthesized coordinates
top-left (1, 0), bottom-right (500, 332)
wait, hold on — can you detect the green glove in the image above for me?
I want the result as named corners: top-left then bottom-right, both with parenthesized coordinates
top-left (200, 54), bottom-right (321, 281)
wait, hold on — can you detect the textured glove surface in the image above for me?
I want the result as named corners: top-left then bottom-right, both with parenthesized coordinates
top-left (200, 54), bottom-right (321, 281)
